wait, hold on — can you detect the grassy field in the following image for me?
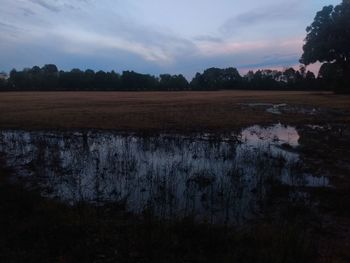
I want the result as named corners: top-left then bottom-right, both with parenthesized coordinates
top-left (0, 91), bottom-right (349, 132)
top-left (0, 90), bottom-right (349, 262)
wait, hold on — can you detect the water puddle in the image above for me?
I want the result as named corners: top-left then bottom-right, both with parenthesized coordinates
top-left (0, 124), bottom-right (329, 224)
top-left (241, 103), bottom-right (319, 115)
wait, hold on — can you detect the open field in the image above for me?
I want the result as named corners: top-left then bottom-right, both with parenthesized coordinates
top-left (0, 90), bottom-right (350, 262)
top-left (0, 91), bottom-right (349, 132)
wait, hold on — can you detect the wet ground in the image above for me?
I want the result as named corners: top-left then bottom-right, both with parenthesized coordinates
top-left (0, 124), bottom-right (333, 225)
top-left (240, 102), bottom-right (349, 117)
top-left (0, 93), bottom-right (349, 262)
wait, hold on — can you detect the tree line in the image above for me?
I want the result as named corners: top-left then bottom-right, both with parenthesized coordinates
top-left (0, 64), bottom-right (328, 91)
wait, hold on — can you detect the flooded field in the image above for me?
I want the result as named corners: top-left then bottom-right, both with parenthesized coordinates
top-left (0, 124), bottom-right (329, 224)
top-left (0, 91), bottom-right (349, 262)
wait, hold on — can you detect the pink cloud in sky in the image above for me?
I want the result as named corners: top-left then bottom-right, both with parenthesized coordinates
top-left (196, 37), bottom-right (303, 57)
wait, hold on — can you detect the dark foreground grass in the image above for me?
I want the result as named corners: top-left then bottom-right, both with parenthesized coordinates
top-left (0, 161), bottom-right (316, 263)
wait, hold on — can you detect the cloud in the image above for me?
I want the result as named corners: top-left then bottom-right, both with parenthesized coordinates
top-left (28, 0), bottom-right (89, 13)
top-left (0, 22), bottom-right (18, 31)
top-left (52, 28), bottom-right (194, 64)
top-left (0, 22), bottom-right (22, 40)
top-left (194, 35), bottom-right (223, 43)
top-left (29, 0), bottom-right (61, 12)
top-left (196, 37), bottom-right (302, 57)
top-left (1, 0), bottom-right (327, 78)
top-left (0, 0), bottom-right (197, 66)
top-left (220, 1), bottom-right (302, 35)
top-left (20, 7), bottom-right (37, 17)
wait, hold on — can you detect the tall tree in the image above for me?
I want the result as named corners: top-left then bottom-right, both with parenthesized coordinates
top-left (300, 0), bottom-right (350, 92)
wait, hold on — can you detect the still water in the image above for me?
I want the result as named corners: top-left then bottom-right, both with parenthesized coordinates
top-left (0, 124), bottom-right (329, 224)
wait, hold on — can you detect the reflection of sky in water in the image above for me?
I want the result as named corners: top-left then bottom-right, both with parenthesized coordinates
top-left (0, 124), bottom-right (329, 224)
top-left (241, 123), bottom-right (299, 147)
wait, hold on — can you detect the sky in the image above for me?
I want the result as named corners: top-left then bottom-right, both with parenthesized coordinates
top-left (0, 0), bottom-right (341, 78)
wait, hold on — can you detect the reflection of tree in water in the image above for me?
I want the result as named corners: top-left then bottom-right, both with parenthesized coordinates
top-left (0, 126), bottom-right (314, 224)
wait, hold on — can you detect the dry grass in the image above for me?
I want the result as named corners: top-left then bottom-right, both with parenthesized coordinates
top-left (0, 90), bottom-right (349, 132)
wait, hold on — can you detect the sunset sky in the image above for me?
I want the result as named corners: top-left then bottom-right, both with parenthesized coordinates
top-left (0, 0), bottom-right (340, 77)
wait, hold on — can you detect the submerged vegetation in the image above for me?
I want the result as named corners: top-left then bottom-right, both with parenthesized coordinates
top-left (0, 162), bottom-right (317, 262)
top-left (0, 125), bottom-right (312, 224)
top-left (0, 122), bottom-right (349, 262)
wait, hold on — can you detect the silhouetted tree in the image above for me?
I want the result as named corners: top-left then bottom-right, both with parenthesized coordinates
top-left (190, 67), bottom-right (241, 90)
top-left (318, 62), bottom-right (344, 90)
top-left (159, 74), bottom-right (189, 90)
top-left (0, 73), bottom-right (6, 90)
top-left (9, 69), bottom-right (27, 90)
top-left (305, 71), bottom-right (315, 81)
top-left (3, 65), bottom-right (322, 91)
top-left (121, 71), bottom-right (158, 91)
top-left (84, 69), bottom-right (96, 90)
top-left (40, 64), bottom-right (59, 90)
top-left (300, 0), bottom-right (350, 93)
top-left (283, 68), bottom-right (298, 87)
top-left (243, 69), bottom-right (282, 90)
